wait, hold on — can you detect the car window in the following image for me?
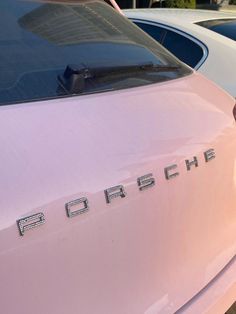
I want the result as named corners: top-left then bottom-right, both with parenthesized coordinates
top-left (133, 21), bottom-right (204, 68)
top-left (0, 0), bottom-right (191, 106)
top-left (163, 29), bottom-right (204, 68)
top-left (134, 22), bottom-right (165, 42)
top-left (196, 19), bottom-right (236, 41)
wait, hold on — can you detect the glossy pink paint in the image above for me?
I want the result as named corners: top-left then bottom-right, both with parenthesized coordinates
top-left (0, 72), bottom-right (235, 313)
top-left (109, 0), bottom-right (124, 14)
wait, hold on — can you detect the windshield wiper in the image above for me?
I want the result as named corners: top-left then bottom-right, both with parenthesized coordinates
top-left (90, 62), bottom-right (180, 76)
top-left (58, 63), bottom-right (180, 94)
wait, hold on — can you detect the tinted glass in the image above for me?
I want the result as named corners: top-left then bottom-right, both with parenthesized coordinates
top-left (134, 22), bottom-right (165, 42)
top-left (196, 19), bottom-right (236, 41)
top-left (0, 0), bottom-right (191, 106)
top-left (133, 22), bottom-right (204, 68)
top-left (162, 30), bottom-right (204, 68)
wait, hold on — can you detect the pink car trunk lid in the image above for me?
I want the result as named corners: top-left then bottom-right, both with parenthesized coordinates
top-left (0, 72), bottom-right (236, 314)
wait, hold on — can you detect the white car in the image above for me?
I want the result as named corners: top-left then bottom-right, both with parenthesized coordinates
top-left (125, 9), bottom-right (236, 97)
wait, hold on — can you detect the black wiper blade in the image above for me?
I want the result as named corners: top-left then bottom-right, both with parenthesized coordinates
top-left (91, 62), bottom-right (180, 76)
top-left (58, 63), bottom-right (180, 94)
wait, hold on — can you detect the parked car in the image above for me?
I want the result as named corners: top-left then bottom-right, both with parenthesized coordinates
top-left (0, 1), bottom-right (236, 314)
top-left (125, 9), bottom-right (236, 97)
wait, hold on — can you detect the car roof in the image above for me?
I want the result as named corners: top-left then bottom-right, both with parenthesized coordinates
top-left (124, 8), bottom-right (236, 45)
top-left (124, 8), bottom-right (236, 25)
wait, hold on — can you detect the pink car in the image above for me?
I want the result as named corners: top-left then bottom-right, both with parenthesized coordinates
top-left (0, 1), bottom-right (236, 313)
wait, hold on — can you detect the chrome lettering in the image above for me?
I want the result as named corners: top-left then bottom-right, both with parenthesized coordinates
top-left (17, 213), bottom-right (45, 236)
top-left (204, 149), bottom-right (216, 162)
top-left (104, 185), bottom-right (126, 204)
top-left (16, 147), bottom-right (216, 237)
top-left (185, 156), bottom-right (198, 171)
top-left (164, 164), bottom-right (179, 180)
top-left (66, 197), bottom-right (89, 218)
top-left (137, 173), bottom-right (155, 191)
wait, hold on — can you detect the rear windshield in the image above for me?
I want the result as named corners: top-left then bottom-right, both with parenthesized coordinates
top-left (0, 0), bottom-right (191, 106)
top-left (196, 19), bottom-right (236, 41)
